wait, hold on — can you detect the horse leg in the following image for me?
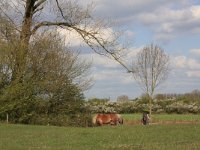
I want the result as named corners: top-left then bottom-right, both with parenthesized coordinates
top-left (110, 120), bottom-right (115, 125)
top-left (110, 119), bottom-right (118, 125)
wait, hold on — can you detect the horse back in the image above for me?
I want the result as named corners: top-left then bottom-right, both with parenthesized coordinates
top-left (94, 113), bottom-right (123, 126)
top-left (97, 114), bottom-right (112, 124)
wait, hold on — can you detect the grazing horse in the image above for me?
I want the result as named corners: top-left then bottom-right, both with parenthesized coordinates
top-left (92, 113), bottom-right (123, 126)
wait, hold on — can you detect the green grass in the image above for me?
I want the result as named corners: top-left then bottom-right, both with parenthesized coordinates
top-left (1, 123), bottom-right (200, 150)
top-left (122, 114), bottom-right (200, 122)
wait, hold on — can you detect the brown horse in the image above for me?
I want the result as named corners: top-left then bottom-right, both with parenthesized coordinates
top-left (92, 113), bottom-right (123, 126)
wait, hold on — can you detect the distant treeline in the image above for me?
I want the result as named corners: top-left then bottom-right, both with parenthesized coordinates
top-left (155, 89), bottom-right (200, 100)
top-left (85, 89), bottom-right (200, 114)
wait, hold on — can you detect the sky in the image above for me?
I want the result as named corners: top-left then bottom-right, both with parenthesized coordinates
top-left (61, 0), bottom-right (200, 100)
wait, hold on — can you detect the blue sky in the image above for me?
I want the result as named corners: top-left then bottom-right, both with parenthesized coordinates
top-left (61, 0), bottom-right (200, 100)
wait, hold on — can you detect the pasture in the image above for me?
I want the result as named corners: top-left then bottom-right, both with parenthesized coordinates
top-left (122, 114), bottom-right (200, 124)
top-left (1, 114), bottom-right (200, 150)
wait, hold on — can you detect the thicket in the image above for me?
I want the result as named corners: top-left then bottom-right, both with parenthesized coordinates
top-left (86, 91), bottom-right (200, 114)
top-left (0, 21), bottom-right (92, 126)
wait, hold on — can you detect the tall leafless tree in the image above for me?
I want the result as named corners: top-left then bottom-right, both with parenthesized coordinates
top-left (132, 44), bottom-right (170, 117)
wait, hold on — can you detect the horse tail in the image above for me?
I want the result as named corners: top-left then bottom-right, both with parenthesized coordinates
top-left (92, 114), bottom-right (98, 125)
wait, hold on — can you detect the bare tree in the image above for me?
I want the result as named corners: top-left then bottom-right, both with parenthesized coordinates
top-left (132, 44), bottom-right (170, 117)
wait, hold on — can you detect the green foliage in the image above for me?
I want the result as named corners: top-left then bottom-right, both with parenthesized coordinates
top-left (0, 80), bottom-right (92, 126)
top-left (0, 31), bottom-right (92, 127)
top-left (0, 82), bottom-right (38, 123)
top-left (29, 113), bottom-right (93, 127)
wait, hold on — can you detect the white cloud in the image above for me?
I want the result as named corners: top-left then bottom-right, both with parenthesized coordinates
top-left (82, 53), bottom-right (120, 68)
top-left (57, 1), bottom-right (200, 44)
top-left (173, 56), bottom-right (187, 68)
top-left (81, 52), bottom-right (137, 85)
top-left (57, 28), bottom-right (84, 47)
top-left (188, 59), bottom-right (200, 69)
top-left (186, 71), bottom-right (200, 77)
top-left (146, 5), bottom-right (200, 41)
top-left (57, 27), bottom-right (116, 47)
top-left (191, 6), bottom-right (200, 19)
top-left (124, 30), bottom-right (135, 39)
top-left (96, 1), bottom-right (199, 42)
top-left (92, 70), bottom-right (117, 80)
top-left (82, 45), bottom-right (143, 69)
top-left (81, 64), bottom-right (136, 88)
top-left (171, 55), bottom-right (200, 80)
top-left (127, 47), bottom-right (141, 58)
top-left (120, 74), bottom-right (135, 84)
top-left (172, 55), bottom-right (200, 69)
top-left (190, 48), bottom-right (200, 56)
top-left (155, 34), bottom-right (175, 43)
top-left (92, 69), bottom-right (134, 83)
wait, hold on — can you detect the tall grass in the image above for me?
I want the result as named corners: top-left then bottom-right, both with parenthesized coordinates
top-left (1, 123), bottom-right (200, 150)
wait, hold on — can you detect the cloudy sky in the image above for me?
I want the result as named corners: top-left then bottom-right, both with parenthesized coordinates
top-left (64, 0), bottom-right (200, 100)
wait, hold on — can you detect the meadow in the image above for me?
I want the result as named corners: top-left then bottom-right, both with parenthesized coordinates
top-left (1, 114), bottom-right (200, 150)
top-left (122, 114), bottom-right (200, 122)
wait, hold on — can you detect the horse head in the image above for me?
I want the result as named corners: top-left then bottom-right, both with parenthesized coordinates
top-left (116, 114), bottom-right (123, 125)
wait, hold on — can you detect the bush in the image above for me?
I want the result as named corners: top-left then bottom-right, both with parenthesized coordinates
top-left (165, 103), bottom-right (200, 114)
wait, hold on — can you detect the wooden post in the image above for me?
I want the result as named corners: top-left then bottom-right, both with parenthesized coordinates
top-left (6, 113), bottom-right (9, 123)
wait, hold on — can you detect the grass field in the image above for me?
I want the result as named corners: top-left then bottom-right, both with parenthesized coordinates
top-left (122, 114), bottom-right (200, 122)
top-left (1, 114), bottom-right (200, 150)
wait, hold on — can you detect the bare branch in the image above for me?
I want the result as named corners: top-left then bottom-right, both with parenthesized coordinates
top-left (32, 21), bottom-right (72, 34)
top-left (33, 0), bottom-right (46, 10)
top-left (132, 44), bottom-right (170, 115)
top-left (32, 20), bottom-right (133, 73)
top-left (33, 6), bottom-right (44, 14)
top-left (0, 5), bottom-right (21, 33)
top-left (55, 0), bottom-right (66, 20)
top-left (71, 26), bottom-right (133, 73)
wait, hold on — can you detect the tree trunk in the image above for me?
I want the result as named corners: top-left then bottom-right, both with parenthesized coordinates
top-left (149, 97), bottom-right (152, 116)
top-left (12, 0), bottom-right (35, 81)
top-left (148, 95), bottom-right (152, 123)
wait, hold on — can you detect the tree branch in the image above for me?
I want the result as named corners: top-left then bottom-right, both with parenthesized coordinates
top-left (70, 26), bottom-right (134, 73)
top-left (32, 21), bottom-right (72, 34)
top-left (55, 0), bottom-right (66, 20)
top-left (33, 6), bottom-right (44, 14)
top-left (33, 0), bottom-right (46, 10)
top-left (32, 21), bottom-right (133, 73)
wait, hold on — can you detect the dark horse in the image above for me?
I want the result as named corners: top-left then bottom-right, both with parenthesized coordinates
top-left (92, 113), bottom-right (123, 126)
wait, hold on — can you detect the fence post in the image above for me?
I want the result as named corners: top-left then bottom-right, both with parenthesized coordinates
top-left (6, 113), bottom-right (9, 123)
